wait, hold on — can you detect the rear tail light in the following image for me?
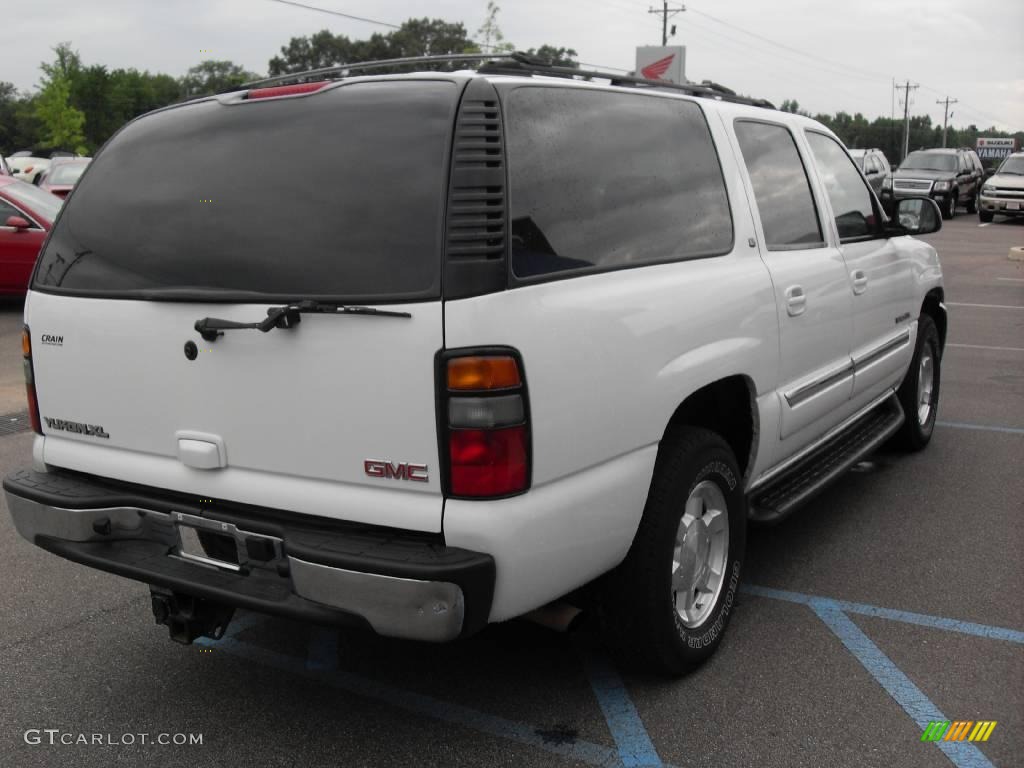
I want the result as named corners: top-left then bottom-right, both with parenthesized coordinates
top-left (440, 351), bottom-right (530, 498)
top-left (22, 327), bottom-right (42, 434)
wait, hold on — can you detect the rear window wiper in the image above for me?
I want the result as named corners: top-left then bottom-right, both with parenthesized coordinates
top-left (194, 300), bottom-right (411, 342)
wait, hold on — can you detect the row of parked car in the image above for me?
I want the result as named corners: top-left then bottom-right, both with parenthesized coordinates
top-left (0, 150), bottom-right (90, 296)
top-left (850, 145), bottom-right (1022, 222)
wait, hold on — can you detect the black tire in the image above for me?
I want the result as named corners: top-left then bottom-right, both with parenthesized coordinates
top-left (894, 314), bottom-right (941, 450)
top-left (979, 209), bottom-right (994, 223)
top-left (942, 192), bottom-right (957, 220)
top-left (599, 427), bottom-right (746, 676)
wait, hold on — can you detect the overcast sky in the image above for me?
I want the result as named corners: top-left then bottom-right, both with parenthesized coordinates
top-left (7, 0), bottom-right (1023, 131)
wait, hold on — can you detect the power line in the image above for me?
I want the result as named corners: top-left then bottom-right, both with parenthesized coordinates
top-left (265, 0), bottom-right (400, 29)
top-left (647, 3), bottom-right (686, 46)
top-left (935, 96), bottom-right (958, 147)
top-left (896, 81), bottom-right (919, 162)
top-left (686, 6), bottom-right (892, 83)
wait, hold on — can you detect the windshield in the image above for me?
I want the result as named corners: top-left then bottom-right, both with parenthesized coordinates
top-left (33, 80), bottom-right (458, 301)
top-left (4, 181), bottom-right (62, 222)
top-left (899, 152), bottom-right (957, 172)
top-left (996, 156), bottom-right (1024, 175)
top-left (48, 163), bottom-right (89, 185)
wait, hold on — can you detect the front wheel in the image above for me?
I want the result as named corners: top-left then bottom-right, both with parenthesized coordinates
top-left (942, 192), bottom-right (957, 220)
top-left (894, 314), bottom-right (941, 450)
top-left (599, 427), bottom-right (746, 676)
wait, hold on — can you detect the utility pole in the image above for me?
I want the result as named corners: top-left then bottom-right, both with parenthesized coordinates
top-left (936, 96), bottom-right (958, 147)
top-left (648, 2), bottom-right (686, 46)
top-left (895, 80), bottom-right (919, 162)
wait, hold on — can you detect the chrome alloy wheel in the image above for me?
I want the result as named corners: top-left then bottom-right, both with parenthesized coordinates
top-left (917, 346), bottom-right (935, 426)
top-left (672, 480), bottom-right (730, 628)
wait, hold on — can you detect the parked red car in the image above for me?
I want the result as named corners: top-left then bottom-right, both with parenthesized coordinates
top-left (0, 177), bottom-right (62, 296)
top-left (39, 157), bottom-right (91, 198)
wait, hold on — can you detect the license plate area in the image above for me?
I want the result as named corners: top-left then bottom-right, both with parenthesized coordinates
top-left (171, 511), bottom-right (284, 573)
top-left (1007, 202), bottom-right (1020, 211)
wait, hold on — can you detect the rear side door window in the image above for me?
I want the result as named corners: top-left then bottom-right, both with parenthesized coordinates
top-left (505, 87), bottom-right (733, 280)
top-left (804, 131), bottom-right (880, 241)
top-left (733, 120), bottom-right (824, 250)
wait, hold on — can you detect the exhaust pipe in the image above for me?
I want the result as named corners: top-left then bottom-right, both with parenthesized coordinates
top-left (521, 601), bottom-right (584, 633)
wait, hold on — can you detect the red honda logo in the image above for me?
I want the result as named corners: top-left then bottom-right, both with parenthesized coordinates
top-left (641, 54), bottom-right (675, 80)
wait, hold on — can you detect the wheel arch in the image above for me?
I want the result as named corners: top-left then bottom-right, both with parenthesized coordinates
top-left (662, 375), bottom-right (758, 483)
top-left (921, 288), bottom-right (947, 351)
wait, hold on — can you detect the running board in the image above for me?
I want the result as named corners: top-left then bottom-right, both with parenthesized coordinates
top-left (749, 394), bottom-right (905, 524)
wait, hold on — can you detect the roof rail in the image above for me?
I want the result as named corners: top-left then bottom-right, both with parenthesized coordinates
top-left (241, 53), bottom-right (507, 89)
top-left (239, 51), bottom-right (774, 109)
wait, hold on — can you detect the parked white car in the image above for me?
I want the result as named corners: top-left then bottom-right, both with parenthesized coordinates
top-left (4, 55), bottom-right (946, 675)
top-left (6, 156), bottom-right (50, 185)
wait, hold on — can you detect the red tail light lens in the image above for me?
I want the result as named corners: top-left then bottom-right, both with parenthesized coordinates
top-left (22, 327), bottom-right (42, 434)
top-left (450, 427), bottom-right (528, 497)
top-left (441, 350), bottom-right (530, 498)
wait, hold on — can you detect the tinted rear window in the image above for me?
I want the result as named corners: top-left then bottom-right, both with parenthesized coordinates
top-left (506, 87), bottom-right (733, 279)
top-left (33, 80), bottom-right (458, 301)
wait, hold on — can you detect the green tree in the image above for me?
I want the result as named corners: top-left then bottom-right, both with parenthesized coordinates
top-left (268, 19), bottom-right (475, 76)
top-left (35, 45), bottom-right (87, 153)
top-left (180, 60), bottom-right (259, 96)
top-left (525, 45), bottom-right (579, 67)
top-left (476, 1), bottom-right (515, 53)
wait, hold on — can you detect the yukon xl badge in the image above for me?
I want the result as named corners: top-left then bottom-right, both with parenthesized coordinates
top-left (364, 459), bottom-right (428, 483)
top-left (43, 418), bottom-right (110, 439)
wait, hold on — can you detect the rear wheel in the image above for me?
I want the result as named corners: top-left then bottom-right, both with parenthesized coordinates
top-left (979, 209), bottom-right (994, 223)
top-left (600, 427), bottom-right (746, 676)
top-left (894, 314), bottom-right (941, 450)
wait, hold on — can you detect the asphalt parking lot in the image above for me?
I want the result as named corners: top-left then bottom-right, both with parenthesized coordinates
top-left (0, 215), bottom-right (1021, 768)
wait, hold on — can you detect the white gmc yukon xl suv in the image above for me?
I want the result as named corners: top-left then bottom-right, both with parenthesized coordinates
top-left (4, 55), bottom-right (947, 675)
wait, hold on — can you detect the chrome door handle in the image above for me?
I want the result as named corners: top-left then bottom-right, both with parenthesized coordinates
top-left (851, 270), bottom-right (868, 295)
top-left (785, 285), bottom-right (806, 316)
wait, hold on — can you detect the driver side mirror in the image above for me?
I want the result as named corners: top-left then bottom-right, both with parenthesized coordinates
top-left (4, 215), bottom-right (31, 230)
top-left (894, 197), bottom-right (941, 236)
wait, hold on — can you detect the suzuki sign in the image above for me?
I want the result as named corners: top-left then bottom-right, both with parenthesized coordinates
top-left (636, 46), bottom-right (686, 84)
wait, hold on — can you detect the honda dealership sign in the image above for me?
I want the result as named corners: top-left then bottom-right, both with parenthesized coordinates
top-left (976, 137), bottom-right (1019, 161)
top-left (636, 46), bottom-right (686, 84)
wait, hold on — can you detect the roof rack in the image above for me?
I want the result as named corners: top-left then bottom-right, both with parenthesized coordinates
top-left (240, 51), bottom-right (774, 110)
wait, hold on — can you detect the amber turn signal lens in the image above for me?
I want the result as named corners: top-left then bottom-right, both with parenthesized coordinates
top-left (21, 328), bottom-right (31, 358)
top-left (447, 356), bottom-right (521, 391)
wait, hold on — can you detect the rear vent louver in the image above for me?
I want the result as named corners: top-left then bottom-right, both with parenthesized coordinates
top-left (447, 99), bottom-right (505, 261)
top-left (443, 79), bottom-right (509, 300)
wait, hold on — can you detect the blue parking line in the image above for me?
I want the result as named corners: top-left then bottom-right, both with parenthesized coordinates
top-left (201, 624), bottom-right (627, 767)
top-left (579, 648), bottom-right (663, 768)
top-left (742, 585), bottom-right (1024, 645)
top-left (306, 627), bottom-right (338, 671)
top-left (936, 421), bottom-right (1024, 435)
top-left (812, 603), bottom-right (994, 768)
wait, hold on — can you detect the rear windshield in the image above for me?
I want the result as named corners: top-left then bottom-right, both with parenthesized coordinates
top-left (33, 80), bottom-right (458, 302)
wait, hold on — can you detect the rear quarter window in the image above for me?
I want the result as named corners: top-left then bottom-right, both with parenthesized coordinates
top-left (505, 86), bottom-right (733, 280)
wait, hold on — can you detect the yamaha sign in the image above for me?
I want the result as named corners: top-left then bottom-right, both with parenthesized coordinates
top-left (976, 137), bottom-right (1019, 161)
